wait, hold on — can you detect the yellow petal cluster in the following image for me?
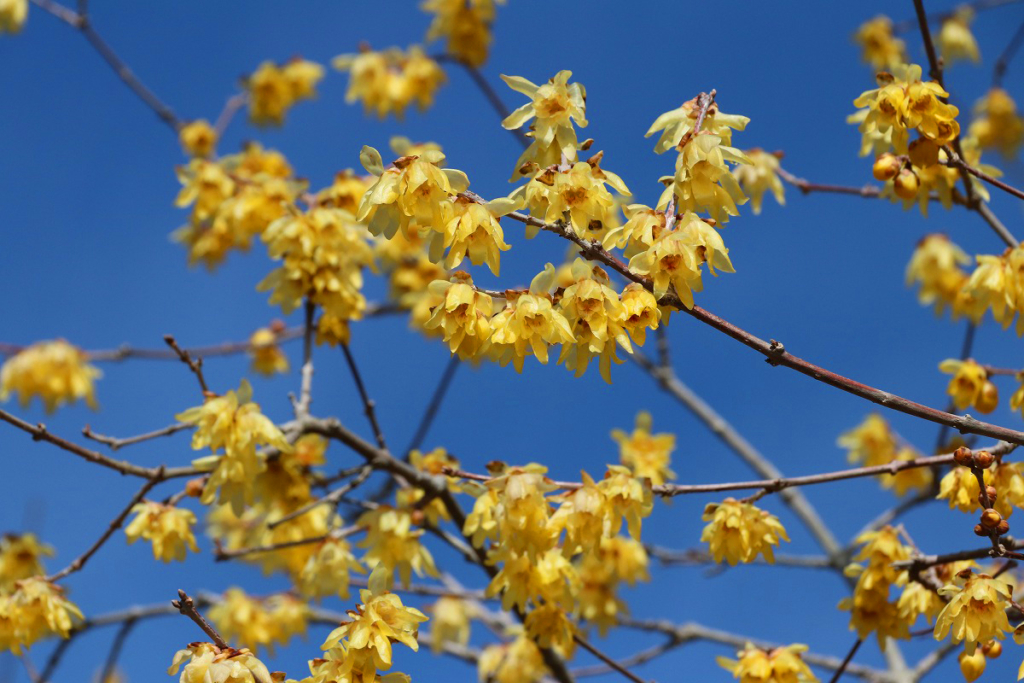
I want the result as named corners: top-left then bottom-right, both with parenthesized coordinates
top-left (167, 643), bottom-right (273, 683)
top-left (422, 0), bottom-right (501, 67)
top-left (0, 578), bottom-right (82, 654)
top-left (124, 501), bottom-right (198, 562)
top-left (935, 569), bottom-right (1014, 654)
top-left (246, 58), bottom-right (324, 126)
top-left (501, 70), bottom-right (587, 175)
top-left (731, 149), bottom-right (785, 215)
top-left (700, 498), bottom-right (789, 566)
top-left (939, 359), bottom-right (998, 413)
top-left (717, 643), bottom-right (818, 683)
top-left (357, 507), bottom-right (438, 588)
top-left (333, 46), bottom-right (446, 119)
top-left (838, 414), bottom-right (932, 496)
top-left (297, 535), bottom-right (365, 600)
top-left (208, 589), bottom-right (308, 655)
top-left (0, 0), bottom-right (27, 33)
top-left (611, 410), bottom-right (676, 485)
top-left (839, 527), bottom-right (912, 644)
top-left (939, 8), bottom-right (981, 66)
top-left (854, 16), bottom-right (906, 70)
top-left (176, 379), bottom-right (292, 514)
top-left (478, 633), bottom-right (548, 683)
top-left (248, 326), bottom-right (289, 376)
top-left (906, 234), bottom-right (971, 317)
top-left (970, 88), bottom-right (1024, 159)
top-left (428, 596), bottom-right (472, 654)
top-left (179, 119), bottom-right (218, 158)
top-left (488, 266), bottom-right (575, 371)
top-left (0, 534), bottom-right (53, 590)
top-left (0, 340), bottom-right (100, 413)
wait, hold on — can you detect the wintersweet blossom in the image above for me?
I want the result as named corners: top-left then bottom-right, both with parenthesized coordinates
top-left (124, 502), bottom-right (198, 562)
top-left (701, 499), bottom-right (789, 565)
top-left (935, 570), bottom-right (1014, 654)
top-left (0, 535), bottom-right (52, 589)
top-left (0, 340), bottom-right (101, 412)
top-left (939, 359), bottom-right (998, 414)
top-left (167, 643), bottom-right (272, 683)
top-left (501, 70), bottom-right (587, 174)
top-left (0, 0), bottom-right (26, 33)
top-left (611, 411), bottom-right (676, 485)
top-left (717, 643), bottom-right (818, 683)
top-left (179, 119), bottom-right (217, 158)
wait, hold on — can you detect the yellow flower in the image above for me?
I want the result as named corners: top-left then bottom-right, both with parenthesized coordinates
top-left (297, 535), bottom-right (365, 600)
top-left (396, 448), bottom-right (461, 526)
top-left (935, 570), bottom-right (1014, 654)
top-left (0, 0), bottom-right (27, 34)
top-left (854, 16), bottom-right (906, 69)
top-left (717, 643), bottom-right (818, 683)
top-left (322, 564), bottom-right (428, 671)
top-left (618, 283), bottom-right (661, 346)
top-left (939, 8), bottom-right (981, 65)
top-left (731, 149), bottom-right (785, 214)
top-left (599, 465), bottom-right (654, 540)
top-left (557, 259), bottom-right (633, 383)
top-left (357, 145), bottom-right (469, 240)
top-left (512, 154), bottom-right (630, 236)
top-left (611, 411), bottom-right (676, 485)
top-left (179, 119), bottom-right (217, 158)
top-left (333, 46), bottom-right (445, 119)
top-left (357, 507), bottom-right (438, 587)
top-left (440, 196), bottom-right (513, 274)
top-left (906, 234), bottom-right (971, 317)
top-left (425, 273), bottom-right (494, 360)
top-left (428, 596), bottom-right (472, 654)
top-left (524, 602), bottom-right (575, 657)
top-left (422, 0), bottom-right (499, 67)
top-left (700, 498), bottom-right (789, 565)
top-left (657, 133), bottom-right (750, 225)
top-left (478, 633), bottom-right (548, 683)
top-left (0, 534), bottom-right (53, 590)
top-left (1, 340), bottom-right (101, 412)
top-left (246, 58), bottom-right (323, 126)
top-left (550, 471), bottom-right (607, 556)
top-left (480, 463), bottom-right (559, 560)
top-left (208, 590), bottom-right (307, 656)
top-left (167, 642), bottom-right (272, 683)
top-left (124, 502), bottom-right (198, 562)
top-left (258, 207), bottom-right (374, 325)
top-left (177, 379), bottom-right (292, 514)
top-left (938, 465), bottom-right (989, 514)
top-left (647, 96), bottom-right (750, 155)
top-left (883, 447), bottom-right (934, 497)
top-left (970, 88), bottom-right (1024, 159)
top-left (317, 170), bottom-right (371, 214)
top-left (1, 577), bottom-right (83, 654)
top-left (838, 414), bottom-right (895, 467)
top-left (489, 265), bottom-right (575, 372)
top-left (486, 547), bottom-right (575, 612)
top-left (852, 64), bottom-right (960, 155)
top-left (939, 359), bottom-right (998, 413)
top-left (501, 70), bottom-right (587, 174)
top-left (248, 327), bottom-right (289, 376)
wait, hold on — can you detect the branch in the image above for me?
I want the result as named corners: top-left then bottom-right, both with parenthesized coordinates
top-left (487, 200), bottom-right (1024, 446)
top-left (777, 167), bottom-right (883, 198)
top-left (340, 342), bottom-right (388, 450)
top-left (645, 545), bottom-right (833, 570)
top-left (213, 525), bottom-right (361, 562)
top-left (82, 421), bottom-right (192, 451)
top-left (994, 17), bottom-right (1024, 86)
top-left (406, 355), bottom-right (460, 455)
top-left (268, 465), bottom-right (373, 529)
top-left (214, 92), bottom-right (249, 137)
top-left (573, 636), bottom-right (681, 678)
top-left (47, 469), bottom-right (165, 581)
top-left (574, 635), bottom-right (652, 683)
top-left (942, 148), bottom-right (1024, 203)
top-left (828, 638), bottom-right (864, 683)
top-left (0, 407), bottom-right (198, 479)
top-left (164, 335), bottom-right (209, 394)
top-left (295, 300), bottom-right (316, 418)
top-left (171, 590), bottom-right (228, 649)
top-left (98, 618), bottom-right (137, 683)
top-left (893, 538), bottom-right (1024, 570)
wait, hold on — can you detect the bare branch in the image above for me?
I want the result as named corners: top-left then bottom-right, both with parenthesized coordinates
top-left (213, 525), bottom-right (361, 562)
top-left (171, 590), bottom-right (228, 649)
top-left (574, 635), bottom-right (652, 683)
top-left (82, 422), bottom-right (192, 451)
top-left (164, 335), bottom-right (209, 394)
top-left (340, 342), bottom-right (388, 450)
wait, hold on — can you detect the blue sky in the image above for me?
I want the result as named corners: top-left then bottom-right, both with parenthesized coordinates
top-left (2, 0), bottom-right (1024, 681)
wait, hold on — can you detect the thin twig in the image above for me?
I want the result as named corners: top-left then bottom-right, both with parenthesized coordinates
top-left (98, 618), bottom-right (136, 683)
top-left (893, 538), bottom-right (1024, 570)
top-left (994, 17), bottom-right (1024, 86)
top-left (574, 635), bottom-right (651, 683)
top-left (164, 335), bottom-right (209, 394)
top-left (295, 299), bottom-right (316, 418)
top-left (942, 149), bottom-right (1024, 204)
top-left (827, 638), bottom-right (864, 683)
top-left (47, 469), bottom-right (165, 582)
top-left (340, 342), bottom-right (388, 451)
top-left (268, 465), bottom-right (373, 529)
top-left (82, 422), bottom-right (192, 451)
top-left (213, 526), bottom-right (361, 562)
top-left (171, 590), bottom-right (228, 649)
top-left (406, 355), bottom-right (460, 455)
top-left (436, 55), bottom-right (530, 149)
top-left (214, 92), bottom-right (249, 137)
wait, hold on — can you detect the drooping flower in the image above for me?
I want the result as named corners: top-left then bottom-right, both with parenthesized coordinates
top-left (424, 273), bottom-right (494, 360)
top-left (939, 359), bottom-right (998, 414)
top-left (970, 88), bottom-right (1024, 159)
top-left (428, 596), bottom-right (472, 655)
top-left (333, 46), bottom-right (446, 119)
top-left (599, 465), bottom-right (654, 541)
top-left (556, 259), bottom-right (633, 383)
top-left (179, 119), bottom-right (218, 158)
top-left (422, 0), bottom-right (500, 67)
top-left (717, 643), bottom-right (819, 683)
top-left (611, 411), bottom-right (676, 485)
top-left (906, 234), bottom-right (971, 317)
top-left (939, 8), bottom-right (981, 66)
top-left (357, 507), bottom-right (438, 587)
top-left (657, 132), bottom-right (750, 225)
top-left (618, 283), bottom-right (661, 346)
top-left (124, 502), bottom-right (198, 562)
top-left (934, 570), bottom-right (1014, 655)
top-left (440, 196), bottom-right (514, 274)
top-left (246, 58), bottom-right (324, 126)
top-left (731, 149), bottom-right (785, 214)
top-left (297, 535), bottom-right (365, 600)
top-left (0, 0), bottom-right (27, 33)
top-left (501, 70), bottom-right (587, 175)
top-left (478, 633), bottom-right (548, 683)
top-left (0, 535), bottom-right (53, 590)
top-left (840, 527), bottom-right (913, 644)
top-left (647, 96), bottom-right (750, 155)
top-left (1, 578), bottom-right (83, 654)
top-left (0, 340), bottom-right (101, 412)
top-left (854, 16), bottom-right (906, 69)
top-left (700, 499), bottom-right (789, 565)
top-left (167, 642), bottom-right (272, 683)
top-left (248, 326), bottom-right (289, 376)
top-left (489, 265), bottom-right (575, 372)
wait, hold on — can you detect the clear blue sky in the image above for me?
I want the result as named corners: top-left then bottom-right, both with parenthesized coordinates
top-left (2, 1), bottom-right (1024, 681)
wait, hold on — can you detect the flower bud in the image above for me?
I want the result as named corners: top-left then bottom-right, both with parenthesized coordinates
top-left (953, 446), bottom-right (974, 467)
top-left (996, 519), bottom-right (1010, 535)
top-left (893, 169), bottom-right (920, 199)
top-left (983, 640), bottom-right (1002, 658)
top-left (185, 477), bottom-right (206, 498)
top-left (974, 523), bottom-right (987, 536)
top-left (872, 153), bottom-right (901, 181)
top-left (959, 649), bottom-right (987, 682)
top-left (980, 508), bottom-right (1002, 529)
top-left (985, 485), bottom-right (998, 501)
top-left (973, 450), bottom-right (995, 469)
top-left (908, 138), bottom-right (940, 168)
top-left (976, 381), bottom-right (999, 414)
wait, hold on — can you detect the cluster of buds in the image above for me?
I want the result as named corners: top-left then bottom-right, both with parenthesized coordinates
top-left (954, 447), bottom-right (1012, 537)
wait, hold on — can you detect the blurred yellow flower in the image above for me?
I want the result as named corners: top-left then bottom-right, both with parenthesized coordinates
top-left (1, 339), bottom-right (101, 413)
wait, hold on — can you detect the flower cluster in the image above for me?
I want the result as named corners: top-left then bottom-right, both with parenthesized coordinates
top-left (854, 15), bottom-right (906, 70)
top-left (839, 527), bottom-right (912, 644)
top-left (422, 0), bottom-right (503, 67)
top-left (208, 589), bottom-right (308, 655)
top-left (333, 46), bottom-right (446, 119)
top-left (167, 643), bottom-right (273, 683)
top-left (0, 577), bottom-right (83, 654)
top-left (245, 58), bottom-right (324, 126)
top-left (248, 323), bottom-right (290, 376)
top-left (700, 499), bottom-right (789, 566)
top-left (0, 534), bottom-right (53, 590)
top-left (837, 414), bottom-right (932, 496)
top-left (173, 143), bottom-right (306, 269)
top-left (939, 359), bottom-right (998, 414)
top-left (731, 149), bottom-right (785, 215)
top-left (479, 631), bottom-right (549, 683)
top-left (176, 379), bottom-right (292, 514)
top-left (611, 411), bottom-right (676, 485)
top-left (970, 88), bottom-right (1024, 159)
top-left (0, 339), bottom-right (101, 413)
top-left (934, 569), bottom-right (1014, 655)
top-left (124, 501), bottom-right (199, 562)
top-left (717, 643), bottom-right (818, 683)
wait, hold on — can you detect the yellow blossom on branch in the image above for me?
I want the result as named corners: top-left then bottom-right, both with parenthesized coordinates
top-left (557, 259), bottom-right (633, 383)
top-left (124, 501), bottom-right (198, 562)
top-left (731, 149), bottom-right (785, 214)
top-left (428, 596), bottom-right (472, 655)
top-left (422, 0), bottom-right (501, 67)
top-left (939, 8), bottom-right (981, 66)
top-left (357, 507), bottom-right (438, 587)
top-left (0, 340), bottom-right (101, 413)
top-left (939, 359), bottom-right (998, 414)
top-left (178, 119), bottom-right (217, 158)
top-left (970, 88), bottom-right (1024, 159)
top-left (478, 633), bottom-right (548, 683)
top-left (611, 411), bottom-right (676, 485)
top-left (906, 234), bottom-right (971, 317)
top-left (297, 535), bottom-right (365, 600)
top-left (501, 70), bottom-right (587, 175)
top-left (0, 534), bottom-right (53, 590)
top-left (717, 643), bottom-right (818, 683)
top-left (245, 58), bottom-right (324, 126)
top-left (0, 578), bottom-right (83, 654)
top-left (425, 273), bottom-right (494, 360)
top-left (700, 498), bottom-right (789, 566)
top-left (167, 642), bottom-right (273, 683)
top-left (854, 16), bottom-right (906, 69)
top-left (935, 569), bottom-right (1014, 655)
top-left (333, 46), bottom-right (446, 119)
top-left (489, 265), bottom-right (575, 372)
top-left (248, 326), bottom-right (289, 376)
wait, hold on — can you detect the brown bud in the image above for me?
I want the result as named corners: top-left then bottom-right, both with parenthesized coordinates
top-left (997, 519), bottom-right (1010, 536)
top-left (184, 477), bottom-right (205, 498)
top-left (974, 524), bottom-right (988, 536)
top-left (984, 641), bottom-right (1003, 659)
top-left (269, 319), bottom-right (286, 334)
top-left (974, 450), bottom-right (995, 469)
top-left (981, 508), bottom-right (1002, 529)
top-left (953, 446), bottom-right (974, 467)
top-left (985, 485), bottom-right (998, 501)
top-left (408, 508), bottom-right (425, 527)
top-left (872, 153), bottom-right (901, 181)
